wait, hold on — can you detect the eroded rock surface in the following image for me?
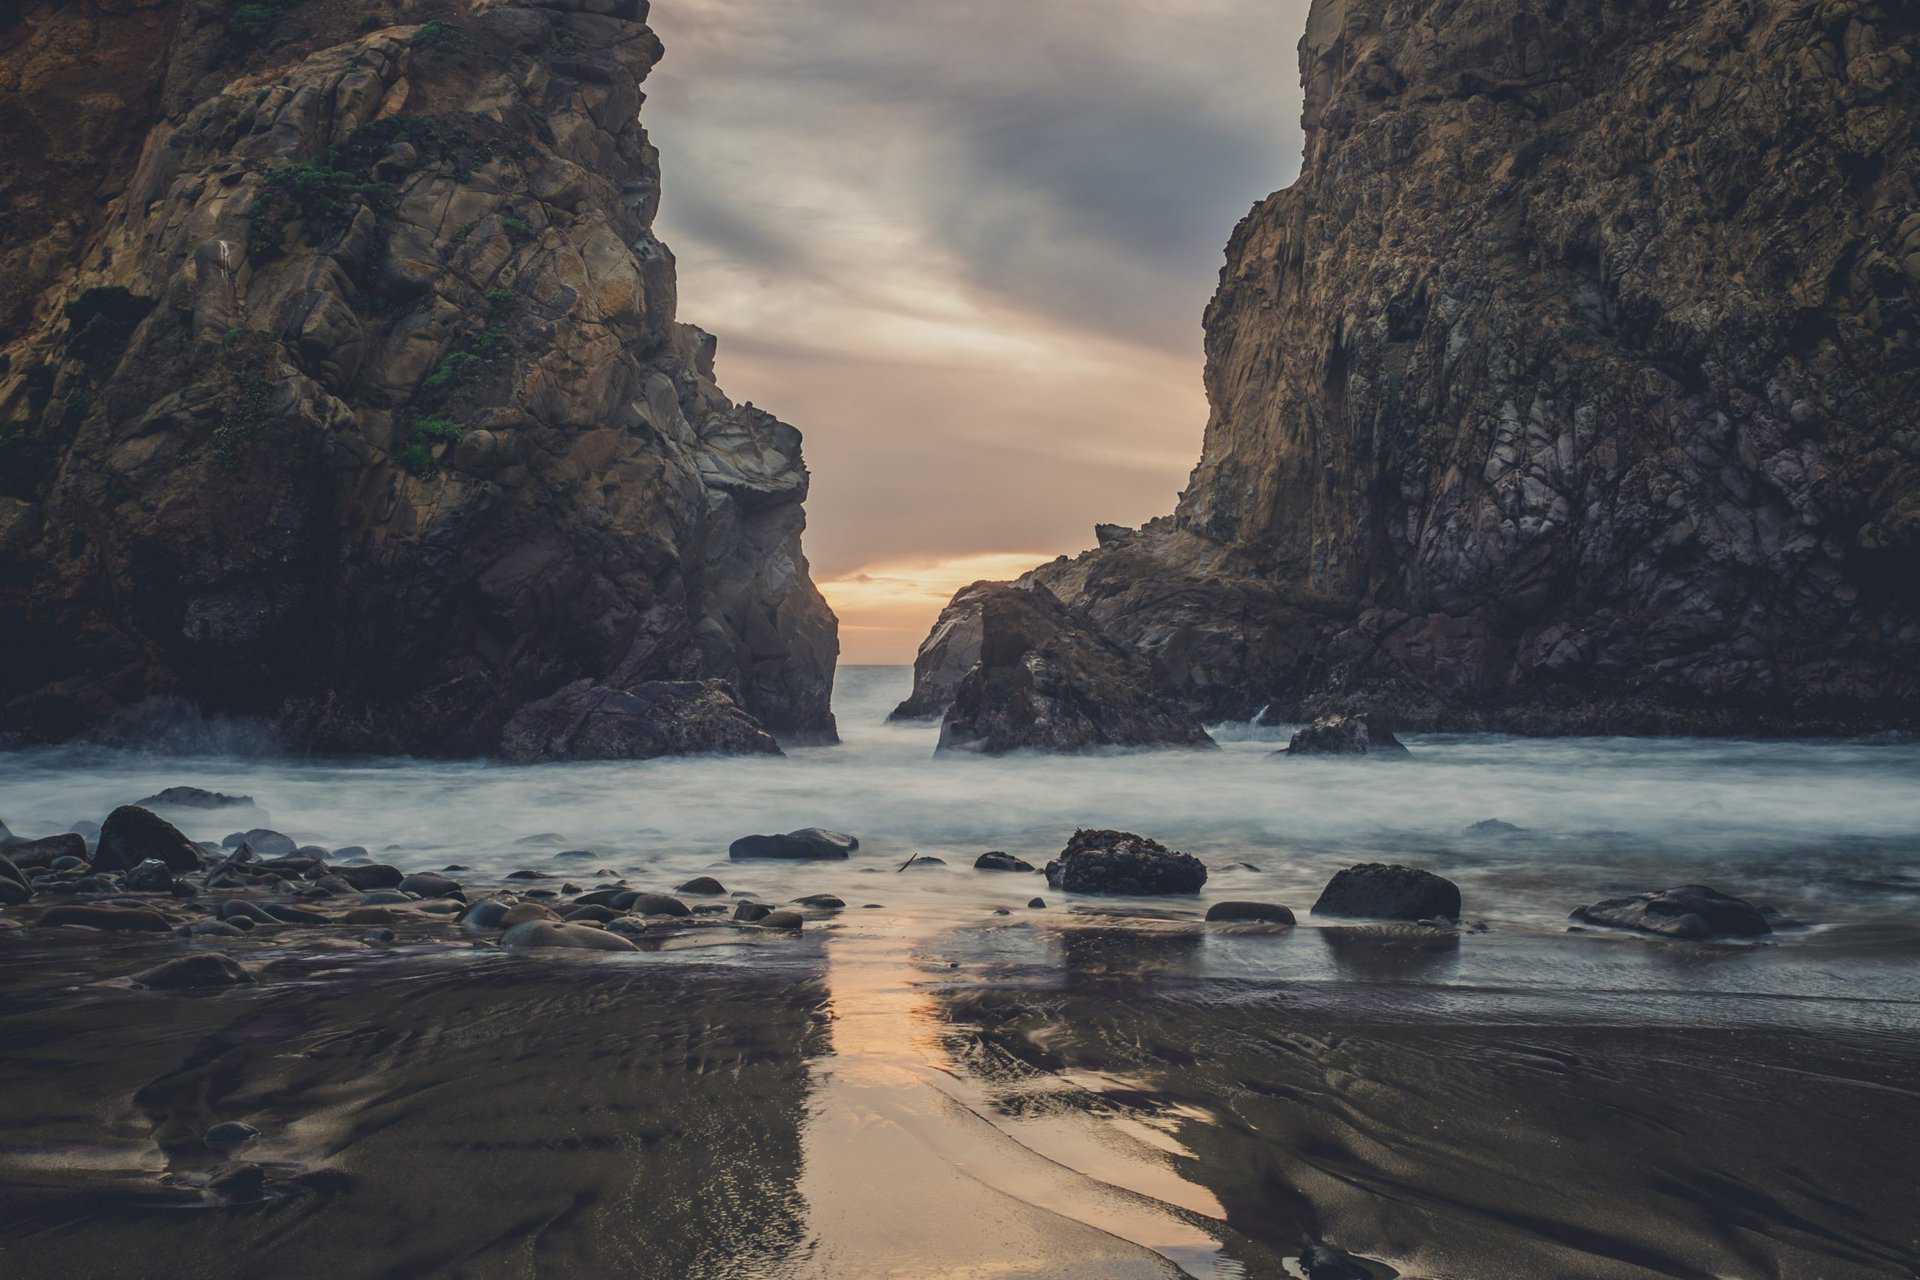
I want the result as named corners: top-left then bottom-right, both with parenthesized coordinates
top-left (994, 0), bottom-right (1920, 735)
top-left (930, 582), bottom-right (1214, 754)
top-left (1043, 829), bottom-right (1208, 896)
top-left (1570, 884), bottom-right (1772, 940)
top-left (0, 0), bottom-right (836, 755)
top-left (1283, 713), bottom-right (1409, 756)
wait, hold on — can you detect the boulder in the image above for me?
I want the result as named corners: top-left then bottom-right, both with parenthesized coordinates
top-left (222, 829), bottom-right (297, 856)
top-left (0, 854), bottom-right (25, 888)
top-left (134, 787), bottom-right (256, 810)
top-left (1043, 829), bottom-right (1208, 896)
top-left (0, 878), bottom-right (30, 906)
top-left (205, 1122), bottom-right (260, 1148)
top-left (974, 851), bottom-right (1034, 872)
top-left (96, 807), bottom-right (202, 873)
top-left (729, 828), bottom-right (858, 860)
top-left (132, 954), bottom-right (255, 990)
top-left (125, 859), bottom-right (176, 892)
top-left (675, 876), bottom-right (726, 895)
top-left (933, 582), bottom-right (1215, 754)
top-left (3, 833), bottom-right (87, 869)
top-left (1282, 714), bottom-right (1409, 756)
top-left (1205, 901), bottom-right (1296, 925)
top-left (1466, 818), bottom-right (1525, 837)
top-left (1569, 885), bottom-right (1772, 940)
top-left (499, 679), bottom-right (783, 763)
top-left (757, 910), bottom-right (803, 930)
top-left (336, 864), bottom-right (404, 891)
top-left (38, 905), bottom-right (173, 931)
top-left (791, 894), bottom-right (845, 909)
top-left (1312, 864), bottom-right (1461, 922)
top-left (397, 872), bottom-right (460, 898)
top-left (501, 921), bottom-right (638, 952)
top-left (614, 891), bottom-right (691, 917)
top-left (733, 902), bottom-right (773, 923)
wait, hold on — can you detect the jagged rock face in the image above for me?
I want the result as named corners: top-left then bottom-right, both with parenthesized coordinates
top-left (0, 0), bottom-right (837, 754)
top-left (1030, 0), bottom-right (1920, 734)
top-left (932, 582), bottom-right (1214, 755)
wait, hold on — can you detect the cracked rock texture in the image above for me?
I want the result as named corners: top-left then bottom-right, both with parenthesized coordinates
top-left (1015, 0), bottom-right (1920, 734)
top-left (0, 0), bottom-right (837, 754)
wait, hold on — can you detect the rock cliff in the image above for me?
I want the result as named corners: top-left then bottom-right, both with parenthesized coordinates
top-left (1022, 0), bottom-right (1919, 734)
top-left (0, 0), bottom-right (837, 754)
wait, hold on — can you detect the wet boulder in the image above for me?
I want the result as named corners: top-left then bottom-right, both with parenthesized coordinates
top-left (974, 851), bottom-right (1035, 872)
top-left (222, 829), bottom-right (297, 856)
top-left (613, 891), bottom-right (691, 917)
top-left (1569, 885), bottom-right (1772, 940)
top-left (792, 894), bottom-right (845, 909)
top-left (336, 864), bottom-right (404, 891)
top-left (675, 876), bottom-right (726, 895)
top-left (932, 582), bottom-right (1215, 755)
top-left (1205, 901), bottom-right (1296, 925)
top-left (501, 920), bottom-right (638, 952)
top-left (3, 833), bottom-right (88, 869)
top-left (729, 828), bottom-right (858, 860)
top-left (134, 786), bottom-right (256, 811)
top-left (125, 858), bottom-right (177, 892)
top-left (132, 954), bottom-right (256, 990)
top-left (95, 806), bottom-right (202, 873)
top-left (499, 678), bottom-right (783, 762)
top-left (1312, 863), bottom-right (1460, 921)
top-left (397, 871), bottom-right (460, 898)
top-left (1282, 713), bottom-right (1409, 756)
top-left (1043, 829), bottom-right (1208, 895)
top-left (733, 901), bottom-right (773, 923)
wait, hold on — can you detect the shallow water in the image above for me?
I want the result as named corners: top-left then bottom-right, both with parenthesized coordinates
top-left (4, 667), bottom-right (1920, 1278)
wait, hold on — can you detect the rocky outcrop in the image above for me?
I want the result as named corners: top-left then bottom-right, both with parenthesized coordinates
top-left (890, 580), bottom-right (995, 720)
top-left (1570, 884), bottom-right (1772, 940)
top-left (498, 677), bottom-right (779, 762)
top-left (1043, 829), bottom-right (1208, 896)
top-left (1006, 0), bottom-right (1920, 735)
top-left (928, 581), bottom-right (1214, 754)
top-left (1282, 712), bottom-right (1408, 756)
top-left (0, 0), bottom-right (836, 755)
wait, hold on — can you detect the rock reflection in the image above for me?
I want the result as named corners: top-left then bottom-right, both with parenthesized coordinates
top-left (1317, 924), bottom-right (1462, 981)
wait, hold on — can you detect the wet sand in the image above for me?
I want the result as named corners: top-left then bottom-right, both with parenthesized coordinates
top-left (2, 909), bottom-right (1916, 1279)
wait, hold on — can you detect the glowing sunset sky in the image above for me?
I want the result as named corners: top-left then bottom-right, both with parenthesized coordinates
top-left (647, 0), bottom-right (1314, 661)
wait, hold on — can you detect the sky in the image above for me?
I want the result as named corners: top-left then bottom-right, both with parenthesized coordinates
top-left (645, 0), bottom-right (1315, 661)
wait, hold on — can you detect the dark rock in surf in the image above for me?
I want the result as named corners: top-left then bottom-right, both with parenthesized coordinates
top-left (3, 833), bottom-right (87, 869)
top-left (336, 864), bottom-right (403, 891)
top-left (974, 851), bottom-right (1035, 872)
top-left (614, 891), bottom-right (691, 917)
top-left (1466, 818), bottom-right (1525, 837)
top-left (38, 904), bottom-right (173, 931)
top-left (1043, 829), bottom-right (1208, 896)
top-left (132, 953), bottom-right (255, 990)
top-left (792, 894), bottom-right (845, 909)
top-left (733, 902), bottom-right (773, 923)
top-left (205, 1122), bottom-right (260, 1148)
top-left (96, 807), bottom-right (202, 873)
top-left (0, 878), bottom-right (30, 906)
top-left (1206, 901), bottom-right (1296, 925)
top-left (499, 678), bottom-right (783, 763)
top-left (563, 904), bottom-right (620, 924)
top-left (1027, 897), bottom-right (1046, 909)
top-left (397, 872), bottom-right (460, 898)
top-left (1282, 713), bottom-right (1408, 756)
top-left (904, 855), bottom-right (946, 868)
top-left (729, 828), bottom-right (858, 860)
top-left (1312, 864), bottom-right (1461, 922)
top-left (932, 581), bottom-right (1215, 754)
top-left (125, 858), bottom-right (176, 892)
top-left (757, 909), bottom-right (803, 930)
top-left (222, 829), bottom-right (297, 856)
top-left (501, 920), bottom-right (638, 952)
top-left (676, 876), bottom-right (726, 895)
top-left (135, 787), bottom-right (255, 810)
top-left (1569, 885), bottom-right (1772, 940)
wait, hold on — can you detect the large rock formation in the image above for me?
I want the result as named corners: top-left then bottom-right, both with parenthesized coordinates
top-left (1018, 0), bottom-right (1920, 735)
top-left (0, 0), bottom-right (837, 755)
top-left (927, 581), bottom-right (1214, 754)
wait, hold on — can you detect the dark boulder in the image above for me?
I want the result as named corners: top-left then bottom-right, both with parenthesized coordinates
top-left (0, 878), bottom-right (30, 905)
top-left (1206, 901), bottom-right (1296, 925)
top-left (336, 864), bottom-right (403, 891)
top-left (733, 902), bottom-right (773, 923)
top-left (614, 891), bottom-right (691, 917)
top-left (791, 894), bottom-right (845, 909)
top-left (1312, 864), bottom-right (1460, 921)
top-left (675, 876), bottom-right (726, 895)
top-left (1043, 829), bottom-right (1208, 896)
top-left (3, 833), bottom-right (87, 869)
top-left (563, 904), bottom-right (621, 924)
top-left (758, 909), bottom-right (803, 930)
top-left (397, 871), bottom-right (460, 898)
top-left (501, 920), bottom-right (637, 952)
top-left (499, 678), bottom-right (783, 762)
top-left (221, 829), bottom-right (297, 856)
top-left (125, 859), bottom-right (176, 893)
top-left (933, 582), bottom-right (1216, 754)
top-left (1466, 818), bottom-right (1524, 837)
top-left (0, 854), bottom-right (25, 888)
top-left (1569, 885), bottom-right (1772, 940)
top-left (974, 851), bottom-right (1035, 872)
top-left (1282, 713), bottom-right (1409, 756)
top-left (38, 904), bottom-right (173, 931)
top-left (729, 828), bottom-right (858, 860)
top-left (1027, 897), bottom-right (1046, 909)
top-left (135, 787), bottom-right (256, 810)
top-left (96, 806), bottom-right (202, 873)
top-left (205, 1122), bottom-right (260, 1148)
top-left (132, 954), bottom-right (255, 989)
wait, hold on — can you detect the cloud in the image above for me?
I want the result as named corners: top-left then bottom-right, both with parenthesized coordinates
top-left (643, 0), bottom-right (1313, 659)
